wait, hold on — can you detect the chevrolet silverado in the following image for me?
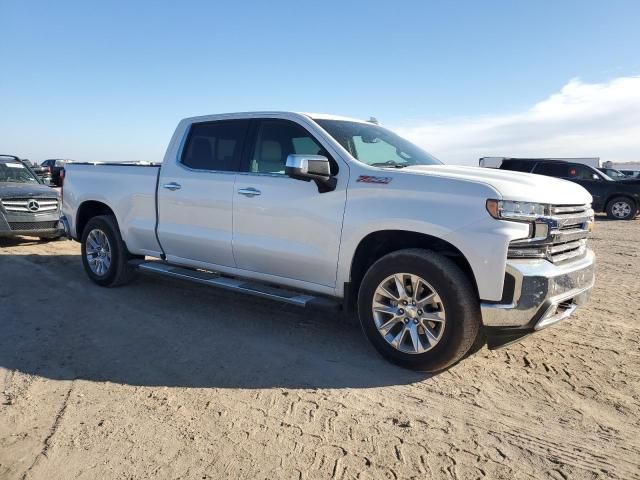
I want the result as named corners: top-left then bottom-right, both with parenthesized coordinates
top-left (61, 112), bottom-right (596, 371)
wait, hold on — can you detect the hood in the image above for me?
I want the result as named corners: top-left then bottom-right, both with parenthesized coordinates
top-left (0, 182), bottom-right (60, 199)
top-left (401, 165), bottom-right (593, 205)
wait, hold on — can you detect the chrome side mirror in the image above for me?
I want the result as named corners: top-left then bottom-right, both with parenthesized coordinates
top-left (285, 154), bottom-right (330, 180)
top-left (285, 154), bottom-right (336, 192)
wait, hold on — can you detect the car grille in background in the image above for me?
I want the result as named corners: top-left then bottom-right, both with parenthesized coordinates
top-left (8, 221), bottom-right (59, 231)
top-left (0, 198), bottom-right (59, 213)
top-left (509, 204), bottom-right (593, 264)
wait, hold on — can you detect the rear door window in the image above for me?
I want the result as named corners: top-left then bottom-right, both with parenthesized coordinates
top-left (181, 120), bottom-right (250, 171)
top-left (533, 163), bottom-right (570, 178)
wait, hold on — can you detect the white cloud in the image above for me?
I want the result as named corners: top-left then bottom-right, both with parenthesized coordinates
top-left (394, 76), bottom-right (640, 166)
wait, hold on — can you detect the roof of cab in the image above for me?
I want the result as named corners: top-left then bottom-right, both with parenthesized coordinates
top-left (300, 112), bottom-right (367, 123)
top-left (180, 111), bottom-right (368, 125)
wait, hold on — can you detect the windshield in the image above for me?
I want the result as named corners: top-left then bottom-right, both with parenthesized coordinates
top-left (0, 161), bottom-right (40, 184)
top-left (598, 171), bottom-right (614, 181)
top-left (315, 119), bottom-right (442, 168)
top-left (606, 169), bottom-right (627, 179)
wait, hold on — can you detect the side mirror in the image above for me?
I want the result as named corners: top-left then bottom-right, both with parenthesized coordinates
top-left (285, 154), bottom-right (336, 192)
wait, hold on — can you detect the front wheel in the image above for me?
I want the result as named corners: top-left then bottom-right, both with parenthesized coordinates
top-left (606, 196), bottom-right (637, 220)
top-left (81, 215), bottom-right (137, 287)
top-left (357, 249), bottom-right (481, 372)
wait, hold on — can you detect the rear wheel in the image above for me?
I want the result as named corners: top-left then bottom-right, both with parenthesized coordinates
top-left (606, 196), bottom-right (637, 220)
top-left (81, 215), bottom-right (137, 287)
top-left (357, 249), bottom-right (481, 372)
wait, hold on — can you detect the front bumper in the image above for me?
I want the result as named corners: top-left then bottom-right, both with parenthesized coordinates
top-left (480, 249), bottom-right (595, 348)
top-left (0, 211), bottom-right (65, 238)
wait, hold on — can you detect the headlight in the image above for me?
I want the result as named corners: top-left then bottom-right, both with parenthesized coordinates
top-left (486, 199), bottom-right (549, 221)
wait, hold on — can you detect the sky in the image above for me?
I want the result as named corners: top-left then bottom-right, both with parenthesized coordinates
top-left (1, 0), bottom-right (639, 165)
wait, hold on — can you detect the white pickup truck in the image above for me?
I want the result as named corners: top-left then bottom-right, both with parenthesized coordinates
top-left (61, 112), bottom-right (595, 371)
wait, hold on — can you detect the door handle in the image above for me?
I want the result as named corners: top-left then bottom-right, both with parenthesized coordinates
top-left (162, 182), bottom-right (182, 191)
top-left (237, 187), bottom-right (261, 197)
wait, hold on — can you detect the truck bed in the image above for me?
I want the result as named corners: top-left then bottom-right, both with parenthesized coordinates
top-left (62, 162), bottom-right (163, 257)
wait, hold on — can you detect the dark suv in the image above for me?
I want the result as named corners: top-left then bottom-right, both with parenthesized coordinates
top-left (499, 158), bottom-right (640, 220)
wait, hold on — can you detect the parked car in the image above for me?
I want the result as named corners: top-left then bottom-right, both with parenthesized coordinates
top-left (620, 169), bottom-right (640, 179)
top-left (597, 167), bottom-right (628, 179)
top-left (28, 161), bottom-right (54, 184)
top-left (480, 156), bottom-right (602, 168)
top-left (41, 159), bottom-right (70, 186)
top-left (498, 158), bottom-right (640, 220)
top-left (61, 112), bottom-right (595, 371)
top-left (0, 155), bottom-right (64, 239)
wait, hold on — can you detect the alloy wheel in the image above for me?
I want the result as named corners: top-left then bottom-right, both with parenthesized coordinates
top-left (612, 201), bottom-right (632, 219)
top-left (372, 273), bottom-right (446, 354)
top-left (86, 228), bottom-right (112, 276)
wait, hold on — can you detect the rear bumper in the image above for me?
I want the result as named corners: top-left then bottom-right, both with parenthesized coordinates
top-left (480, 249), bottom-right (595, 348)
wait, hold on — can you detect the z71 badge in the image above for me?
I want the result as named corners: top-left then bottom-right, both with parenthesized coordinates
top-left (356, 175), bottom-right (392, 184)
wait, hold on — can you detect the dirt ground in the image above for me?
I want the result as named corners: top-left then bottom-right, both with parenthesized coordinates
top-left (0, 216), bottom-right (639, 480)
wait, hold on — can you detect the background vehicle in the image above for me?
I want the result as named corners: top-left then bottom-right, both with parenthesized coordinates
top-left (41, 158), bottom-right (70, 186)
top-left (0, 155), bottom-right (63, 239)
top-left (61, 112), bottom-right (595, 371)
top-left (621, 169), bottom-right (640, 178)
top-left (498, 158), bottom-right (640, 220)
top-left (598, 167), bottom-right (628, 179)
top-left (480, 156), bottom-right (603, 168)
top-left (28, 161), bottom-right (54, 184)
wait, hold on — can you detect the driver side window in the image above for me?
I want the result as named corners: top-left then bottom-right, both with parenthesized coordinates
top-left (568, 165), bottom-right (596, 180)
top-left (250, 120), bottom-right (327, 174)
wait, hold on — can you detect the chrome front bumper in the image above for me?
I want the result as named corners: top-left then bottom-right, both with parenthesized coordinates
top-left (481, 249), bottom-right (595, 332)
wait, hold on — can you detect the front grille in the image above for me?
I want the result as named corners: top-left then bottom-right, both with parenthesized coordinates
top-left (509, 204), bottom-right (593, 264)
top-left (8, 221), bottom-right (59, 231)
top-left (1, 197), bottom-right (59, 213)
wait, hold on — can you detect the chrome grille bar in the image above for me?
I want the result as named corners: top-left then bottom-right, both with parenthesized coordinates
top-left (549, 205), bottom-right (590, 214)
top-left (1, 198), bottom-right (59, 212)
top-left (508, 203), bottom-right (593, 264)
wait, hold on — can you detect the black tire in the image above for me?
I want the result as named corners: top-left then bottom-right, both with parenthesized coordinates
top-left (357, 249), bottom-right (481, 372)
top-left (80, 215), bottom-right (137, 287)
top-left (605, 196), bottom-right (637, 220)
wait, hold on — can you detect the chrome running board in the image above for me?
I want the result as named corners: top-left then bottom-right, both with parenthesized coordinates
top-left (133, 261), bottom-right (341, 311)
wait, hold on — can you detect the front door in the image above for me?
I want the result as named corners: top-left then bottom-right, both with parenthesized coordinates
top-left (232, 119), bottom-right (347, 288)
top-left (565, 164), bottom-right (608, 210)
top-left (157, 119), bottom-right (250, 267)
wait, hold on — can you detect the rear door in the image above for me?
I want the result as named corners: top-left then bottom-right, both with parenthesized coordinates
top-left (157, 119), bottom-right (250, 267)
top-left (232, 118), bottom-right (347, 288)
